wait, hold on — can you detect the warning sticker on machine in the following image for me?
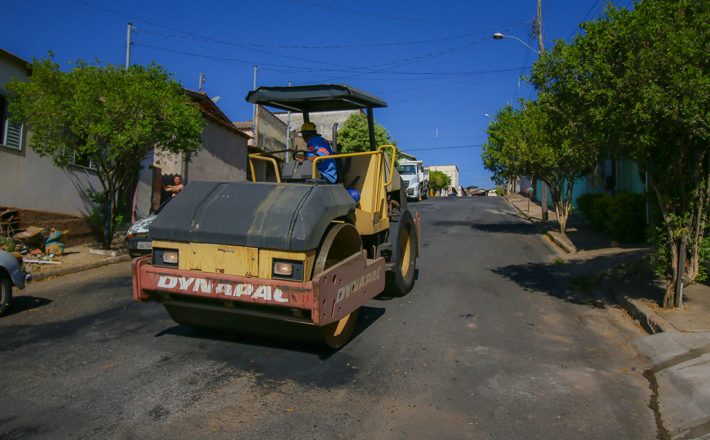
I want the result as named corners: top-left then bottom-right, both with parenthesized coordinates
top-left (156, 275), bottom-right (288, 303)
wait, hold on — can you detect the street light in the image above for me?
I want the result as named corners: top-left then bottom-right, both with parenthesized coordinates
top-left (491, 33), bottom-right (540, 55)
top-left (492, 30), bottom-right (549, 220)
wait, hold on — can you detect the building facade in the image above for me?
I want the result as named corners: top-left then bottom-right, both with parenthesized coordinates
top-left (0, 48), bottom-right (102, 242)
top-left (132, 91), bottom-right (249, 219)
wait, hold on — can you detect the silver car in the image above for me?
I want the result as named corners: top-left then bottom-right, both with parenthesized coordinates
top-left (0, 249), bottom-right (30, 315)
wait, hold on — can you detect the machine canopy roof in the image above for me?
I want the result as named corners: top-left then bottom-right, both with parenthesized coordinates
top-left (246, 84), bottom-right (387, 113)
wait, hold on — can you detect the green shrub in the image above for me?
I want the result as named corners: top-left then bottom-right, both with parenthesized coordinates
top-left (576, 193), bottom-right (599, 222)
top-left (576, 192), bottom-right (647, 243)
top-left (591, 194), bottom-right (613, 233)
top-left (606, 193), bottom-right (646, 243)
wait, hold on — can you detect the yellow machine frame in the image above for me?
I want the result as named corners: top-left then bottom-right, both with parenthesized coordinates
top-left (248, 144), bottom-right (398, 237)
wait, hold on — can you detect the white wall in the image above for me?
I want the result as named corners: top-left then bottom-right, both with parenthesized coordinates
top-left (0, 134), bottom-right (101, 216)
top-left (132, 118), bottom-right (248, 219)
top-left (187, 121), bottom-right (247, 182)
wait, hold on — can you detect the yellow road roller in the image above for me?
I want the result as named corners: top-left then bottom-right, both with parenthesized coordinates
top-left (132, 84), bottom-right (419, 348)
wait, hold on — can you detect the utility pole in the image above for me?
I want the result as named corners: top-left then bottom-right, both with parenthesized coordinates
top-left (125, 22), bottom-right (133, 71)
top-left (252, 65), bottom-right (258, 147)
top-left (285, 81), bottom-right (292, 159)
top-left (198, 73), bottom-right (205, 92)
top-left (535, 0), bottom-right (549, 221)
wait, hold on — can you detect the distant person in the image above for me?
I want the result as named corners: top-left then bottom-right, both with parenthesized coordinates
top-left (296, 122), bottom-right (338, 184)
top-left (165, 175), bottom-right (184, 198)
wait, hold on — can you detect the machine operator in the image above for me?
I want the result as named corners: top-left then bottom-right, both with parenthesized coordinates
top-left (297, 122), bottom-right (338, 184)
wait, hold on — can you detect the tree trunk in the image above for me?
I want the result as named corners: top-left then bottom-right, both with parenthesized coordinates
top-left (663, 237), bottom-right (681, 309)
top-left (549, 177), bottom-right (574, 236)
top-left (685, 169), bottom-right (709, 283)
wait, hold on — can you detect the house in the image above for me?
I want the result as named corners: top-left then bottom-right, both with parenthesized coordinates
top-left (1, 47), bottom-right (249, 237)
top-left (529, 158), bottom-right (646, 209)
top-left (236, 107), bottom-right (361, 153)
top-left (233, 104), bottom-right (291, 182)
top-left (0, 48), bottom-right (102, 243)
top-left (274, 109), bottom-right (362, 152)
top-left (132, 90), bottom-right (250, 219)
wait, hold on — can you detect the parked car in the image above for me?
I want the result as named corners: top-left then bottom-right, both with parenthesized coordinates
top-left (125, 200), bottom-right (170, 257)
top-left (0, 249), bottom-right (30, 315)
top-left (487, 189), bottom-right (498, 196)
top-left (466, 186), bottom-right (486, 196)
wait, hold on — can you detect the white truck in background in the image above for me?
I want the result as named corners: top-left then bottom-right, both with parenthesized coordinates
top-left (398, 159), bottom-right (429, 201)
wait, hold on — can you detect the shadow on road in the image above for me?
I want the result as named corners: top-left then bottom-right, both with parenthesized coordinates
top-left (471, 222), bottom-right (539, 235)
top-left (156, 305), bottom-right (386, 360)
top-left (154, 306), bottom-right (386, 388)
top-left (2, 295), bottom-right (52, 317)
top-left (492, 249), bottom-right (656, 307)
top-left (431, 220), bottom-right (539, 236)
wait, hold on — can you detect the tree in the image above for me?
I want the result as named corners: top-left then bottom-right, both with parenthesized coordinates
top-left (483, 98), bottom-right (598, 234)
top-left (531, 0), bottom-right (709, 307)
top-left (429, 171), bottom-right (451, 194)
top-left (337, 112), bottom-right (394, 152)
top-left (7, 59), bottom-right (204, 248)
top-left (482, 105), bottom-right (526, 187)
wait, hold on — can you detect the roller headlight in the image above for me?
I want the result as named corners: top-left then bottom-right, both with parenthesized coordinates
top-left (272, 259), bottom-right (304, 281)
top-left (152, 248), bottom-right (179, 267)
top-left (162, 251), bottom-right (179, 265)
top-left (273, 262), bottom-right (294, 276)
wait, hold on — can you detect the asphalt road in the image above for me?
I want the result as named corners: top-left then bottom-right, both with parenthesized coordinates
top-left (0, 196), bottom-right (657, 440)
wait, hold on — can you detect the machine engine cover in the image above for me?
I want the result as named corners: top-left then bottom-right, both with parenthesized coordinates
top-left (150, 181), bottom-right (356, 251)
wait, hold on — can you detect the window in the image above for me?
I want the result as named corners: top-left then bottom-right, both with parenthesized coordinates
top-left (63, 148), bottom-right (97, 170)
top-left (0, 95), bottom-right (24, 150)
top-left (398, 164), bottom-right (416, 175)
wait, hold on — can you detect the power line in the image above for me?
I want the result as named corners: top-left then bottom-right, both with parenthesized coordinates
top-left (284, 0), bottom-right (511, 25)
top-left (390, 76), bottom-right (502, 104)
top-left (77, 0), bottom-right (525, 75)
top-left (135, 42), bottom-right (531, 78)
top-left (135, 27), bottom-right (496, 50)
top-left (405, 144), bottom-right (483, 152)
top-left (567, 0), bottom-right (602, 40)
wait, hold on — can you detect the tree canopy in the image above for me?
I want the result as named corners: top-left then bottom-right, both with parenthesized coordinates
top-left (482, 96), bottom-right (598, 233)
top-left (7, 59), bottom-right (204, 248)
top-left (337, 112), bottom-right (394, 153)
top-left (530, 0), bottom-right (709, 307)
top-left (429, 170), bottom-right (451, 193)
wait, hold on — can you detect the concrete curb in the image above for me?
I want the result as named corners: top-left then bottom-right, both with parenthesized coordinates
top-left (601, 279), bottom-right (678, 334)
top-left (30, 254), bottom-right (131, 282)
top-left (546, 231), bottom-right (577, 254)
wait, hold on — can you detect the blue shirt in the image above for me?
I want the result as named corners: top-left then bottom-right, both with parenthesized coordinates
top-left (305, 135), bottom-right (338, 184)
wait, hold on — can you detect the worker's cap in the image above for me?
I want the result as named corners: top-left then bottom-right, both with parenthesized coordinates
top-left (300, 122), bottom-right (317, 133)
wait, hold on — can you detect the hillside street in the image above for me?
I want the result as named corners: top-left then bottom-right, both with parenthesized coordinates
top-left (0, 196), bottom-right (665, 439)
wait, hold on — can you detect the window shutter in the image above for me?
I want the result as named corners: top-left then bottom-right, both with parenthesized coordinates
top-left (3, 119), bottom-right (23, 150)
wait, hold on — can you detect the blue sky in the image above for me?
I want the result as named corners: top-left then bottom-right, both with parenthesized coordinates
top-left (4, 0), bottom-right (630, 187)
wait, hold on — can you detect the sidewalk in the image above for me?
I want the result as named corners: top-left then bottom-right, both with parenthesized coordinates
top-left (22, 244), bottom-right (131, 281)
top-left (505, 192), bottom-right (710, 439)
top-left (505, 192), bottom-right (710, 334)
